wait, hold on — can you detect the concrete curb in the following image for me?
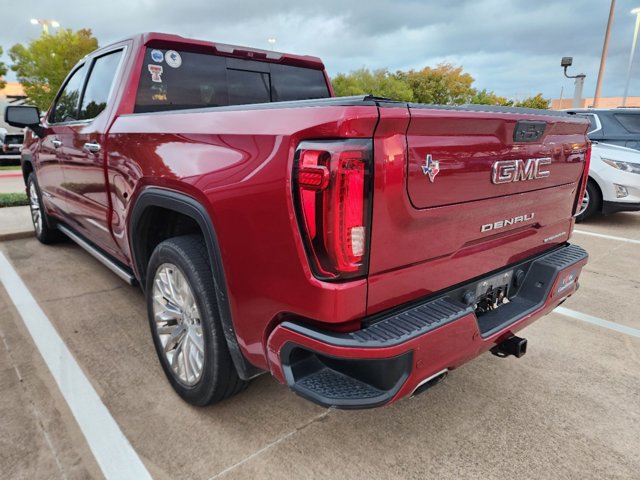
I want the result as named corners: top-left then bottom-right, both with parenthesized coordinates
top-left (0, 172), bottom-right (23, 178)
top-left (0, 230), bottom-right (34, 242)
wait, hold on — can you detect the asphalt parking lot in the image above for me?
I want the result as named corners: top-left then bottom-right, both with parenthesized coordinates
top-left (0, 213), bottom-right (639, 480)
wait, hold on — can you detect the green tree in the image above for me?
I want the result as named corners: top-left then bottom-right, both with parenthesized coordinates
top-left (332, 68), bottom-right (414, 101)
top-left (470, 88), bottom-right (513, 106)
top-left (396, 63), bottom-right (475, 105)
top-left (0, 47), bottom-right (7, 90)
top-left (514, 93), bottom-right (550, 109)
top-left (9, 29), bottom-right (98, 110)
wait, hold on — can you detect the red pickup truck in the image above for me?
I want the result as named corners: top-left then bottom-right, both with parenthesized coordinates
top-left (6, 33), bottom-right (590, 409)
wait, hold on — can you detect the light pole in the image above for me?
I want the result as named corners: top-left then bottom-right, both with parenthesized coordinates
top-left (30, 18), bottom-right (60, 34)
top-left (561, 57), bottom-right (586, 108)
top-left (594, 0), bottom-right (616, 108)
top-left (622, 8), bottom-right (640, 106)
top-left (267, 37), bottom-right (276, 51)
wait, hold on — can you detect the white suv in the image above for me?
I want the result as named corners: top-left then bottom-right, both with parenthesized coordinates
top-left (577, 142), bottom-right (640, 221)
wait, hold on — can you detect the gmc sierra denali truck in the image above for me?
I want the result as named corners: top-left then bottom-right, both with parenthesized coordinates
top-left (5, 33), bottom-right (590, 409)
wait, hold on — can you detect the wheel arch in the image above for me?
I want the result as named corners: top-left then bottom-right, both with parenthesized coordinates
top-left (21, 153), bottom-right (34, 186)
top-left (129, 187), bottom-right (262, 380)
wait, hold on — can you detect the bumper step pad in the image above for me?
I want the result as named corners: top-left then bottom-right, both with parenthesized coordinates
top-left (277, 243), bottom-right (588, 409)
top-left (296, 368), bottom-right (385, 401)
top-left (280, 297), bottom-right (471, 350)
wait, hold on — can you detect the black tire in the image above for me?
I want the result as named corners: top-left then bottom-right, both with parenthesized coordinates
top-left (27, 173), bottom-right (63, 244)
top-left (146, 234), bottom-right (247, 406)
top-left (576, 179), bottom-right (601, 223)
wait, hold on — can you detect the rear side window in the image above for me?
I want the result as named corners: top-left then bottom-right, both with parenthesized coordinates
top-left (49, 64), bottom-right (87, 124)
top-left (79, 50), bottom-right (123, 120)
top-left (134, 47), bottom-right (330, 113)
top-left (614, 113), bottom-right (640, 133)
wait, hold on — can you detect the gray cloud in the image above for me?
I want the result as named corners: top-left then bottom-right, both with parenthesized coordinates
top-left (1, 0), bottom-right (639, 101)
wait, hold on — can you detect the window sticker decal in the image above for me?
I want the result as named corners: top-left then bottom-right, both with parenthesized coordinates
top-left (148, 64), bottom-right (163, 83)
top-left (165, 50), bottom-right (182, 68)
top-left (150, 49), bottom-right (164, 63)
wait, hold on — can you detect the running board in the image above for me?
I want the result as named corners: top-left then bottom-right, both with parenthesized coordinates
top-left (57, 224), bottom-right (137, 285)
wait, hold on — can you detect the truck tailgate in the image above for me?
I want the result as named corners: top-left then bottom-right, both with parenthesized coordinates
top-left (367, 105), bottom-right (589, 314)
top-left (406, 108), bottom-right (585, 208)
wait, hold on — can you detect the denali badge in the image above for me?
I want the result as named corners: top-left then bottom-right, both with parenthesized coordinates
top-left (421, 154), bottom-right (440, 183)
top-left (491, 158), bottom-right (551, 184)
top-left (481, 213), bottom-right (535, 232)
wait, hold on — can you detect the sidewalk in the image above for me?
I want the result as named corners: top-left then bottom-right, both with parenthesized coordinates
top-left (0, 206), bottom-right (33, 241)
top-left (0, 172), bottom-right (25, 194)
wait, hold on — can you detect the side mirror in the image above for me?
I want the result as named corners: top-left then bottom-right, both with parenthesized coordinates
top-left (4, 105), bottom-right (44, 138)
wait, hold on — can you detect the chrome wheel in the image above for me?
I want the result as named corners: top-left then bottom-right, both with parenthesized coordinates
top-left (29, 181), bottom-right (42, 236)
top-left (578, 189), bottom-right (590, 216)
top-left (152, 263), bottom-right (205, 386)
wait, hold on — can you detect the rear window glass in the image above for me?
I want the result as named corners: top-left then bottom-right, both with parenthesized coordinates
top-left (270, 64), bottom-right (331, 102)
top-left (4, 134), bottom-right (23, 144)
top-left (614, 113), bottom-right (640, 133)
top-left (227, 69), bottom-right (271, 105)
top-left (134, 48), bottom-right (330, 113)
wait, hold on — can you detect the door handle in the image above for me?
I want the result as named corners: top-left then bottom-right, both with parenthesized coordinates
top-left (84, 142), bottom-right (102, 154)
top-left (52, 139), bottom-right (62, 148)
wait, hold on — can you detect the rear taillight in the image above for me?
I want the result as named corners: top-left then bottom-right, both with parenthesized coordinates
top-left (573, 142), bottom-right (592, 215)
top-left (293, 139), bottom-right (373, 280)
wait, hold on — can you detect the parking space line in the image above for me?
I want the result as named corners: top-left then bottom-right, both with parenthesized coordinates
top-left (0, 251), bottom-right (152, 480)
top-left (573, 230), bottom-right (640, 245)
top-left (555, 306), bottom-right (640, 339)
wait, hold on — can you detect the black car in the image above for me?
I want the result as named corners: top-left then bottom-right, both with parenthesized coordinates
top-left (566, 108), bottom-right (640, 151)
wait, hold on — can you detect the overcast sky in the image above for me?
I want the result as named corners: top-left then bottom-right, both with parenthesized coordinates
top-left (1, 0), bottom-right (639, 101)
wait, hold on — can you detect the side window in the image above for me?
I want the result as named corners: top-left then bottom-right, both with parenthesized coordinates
top-left (614, 113), bottom-right (640, 134)
top-left (79, 50), bottom-right (123, 121)
top-left (49, 64), bottom-right (87, 124)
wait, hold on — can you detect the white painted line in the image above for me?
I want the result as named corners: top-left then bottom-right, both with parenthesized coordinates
top-left (0, 251), bottom-right (152, 480)
top-left (573, 229), bottom-right (640, 245)
top-left (555, 306), bottom-right (640, 339)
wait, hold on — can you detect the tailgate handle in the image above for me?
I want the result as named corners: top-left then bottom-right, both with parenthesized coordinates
top-left (513, 120), bottom-right (546, 143)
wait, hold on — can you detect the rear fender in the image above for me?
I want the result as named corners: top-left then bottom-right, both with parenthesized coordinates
top-left (129, 187), bottom-right (262, 380)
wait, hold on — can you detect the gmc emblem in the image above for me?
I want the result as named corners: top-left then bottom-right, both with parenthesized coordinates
top-left (491, 158), bottom-right (552, 184)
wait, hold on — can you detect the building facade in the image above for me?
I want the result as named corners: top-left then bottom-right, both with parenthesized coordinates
top-left (551, 96), bottom-right (640, 110)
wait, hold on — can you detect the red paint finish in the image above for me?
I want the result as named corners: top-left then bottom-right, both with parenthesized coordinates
top-left (405, 109), bottom-right (588, 209)
top-left (21, 33), bottom-right (591, 388)
top-left (267, 258), bottom-right (586, 404)
top-left (367, 106), bottom-right (588, 314)
top-left (107, 106), bottom-right (379, 367)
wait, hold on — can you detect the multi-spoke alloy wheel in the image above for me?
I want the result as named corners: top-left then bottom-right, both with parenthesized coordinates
top-left (576, 180), bottom-right (600, 223)
top-left (146, 235), bottom-right (247, 406)
top-left (29, 180), bottom-right (42, 236)
top-left (26, 173), bottom-right (62, 244)
top-left (578, 189), bottom-right (590, 216)
top-left (152, 263), bottom-right (205, 386)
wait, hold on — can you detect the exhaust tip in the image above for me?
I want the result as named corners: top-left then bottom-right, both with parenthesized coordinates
top-left (491, 335), bottom-right (527, 358)
top-left (411, 369), bottom-right (448, 397)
